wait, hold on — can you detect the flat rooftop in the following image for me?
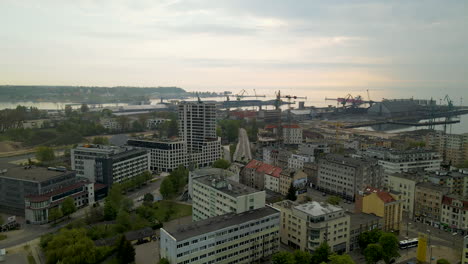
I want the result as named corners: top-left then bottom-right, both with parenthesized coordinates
top-left (0, 166), bottom-right (73, 182)
top-left (195, 175), bottom-right (262, 197)
top-left (323, 154), bottom-right (376, 167)
top-left (349, 212), bottom-right (381, 229)
top-left (163, 206), bottom-right (279, 241)
top-left (294, 201), bottom-right (343, 216)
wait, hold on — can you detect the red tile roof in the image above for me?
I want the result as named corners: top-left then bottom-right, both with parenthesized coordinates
top-left (364, 186), bottom-right (395, 203)
top-left (245, 160), bottom-right (282, 178)
top-left (265, 125), bottom-right (278, 129)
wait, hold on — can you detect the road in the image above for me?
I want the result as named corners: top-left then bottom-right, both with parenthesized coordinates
top-left (0, 175), bottom-right (165, 249)
top-left (233, 128), bottom-right (252, 162)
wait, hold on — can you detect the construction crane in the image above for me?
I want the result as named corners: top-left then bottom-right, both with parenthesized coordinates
top-left (443, 95), bottom-right (454, 111)
top-left (234, 89), bottom-right (266, 101)
top-left (325, 93), bottom-right (374, 108)
top-left (274, 90), bottom-right (307, 145)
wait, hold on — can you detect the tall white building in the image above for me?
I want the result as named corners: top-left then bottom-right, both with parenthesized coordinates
top-left (127, 139), bottom-right (188, 172)
top-left (160, 206), bottom-right (280, 264)
top-left (190, 168), bottom-right (266, 222)
top-left (71, 144), bottom-right (150, 185)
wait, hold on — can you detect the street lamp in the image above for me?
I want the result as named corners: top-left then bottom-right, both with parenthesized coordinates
top-left (406, 222), bottom-right (412, 237)
top-left (429, 245), bottom-right (435, 264)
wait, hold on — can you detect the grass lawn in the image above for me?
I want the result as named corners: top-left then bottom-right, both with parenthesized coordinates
top-left (154, 200), bottom-right (192, 222)
top-left (0, 234), bottom-right (7, 241)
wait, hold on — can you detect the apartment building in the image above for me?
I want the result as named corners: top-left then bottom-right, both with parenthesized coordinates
top-left (160, 206), bottom-right (280, 264)
top-left (282, 124), bottom-right (303, 145)
top-left (317, 154), bottom-right (383, 201)
top-left (262, 147), bottom-right (279, 165)
top-left (99, 117), bottom-right (121, 131)
top-left (361, 147), bottom-right (442, 184)
top-left (426, 169), bottom-right (468, 197)
top-left (426, 131), bottom-right (468, 165)
top-left (387, 171), bottom-right (426, 219)
top-left (0, 166), bottom-right (79, 216)
top-left (71, 144), bottom-right (150, 185)
top-left (273, 200), bottom-right (350, 253)
top-left (288, 154), bottom-right (314, 170)
top-left (146, 118), bottom-right (169, 129)
top-left (356, 187), bottom-right (403, 232)
top-left (25, 180), bottom-right (94, 224)
top-left (190, 172), bottom-right (266, 221)
top-left (279, 169), bottom-right (308, 196)
top-left (298, 142), bottom-right (330, 157)
top-left (127, 139), bottom-right (187, 172)
top-left (462, 236), bottom-right (468, 264)
top-left (348, 213), bottom-right (382, 251)
top-left (441, 195), bottom-right (468, 234)
top-left (241, 160), bottom-right (282, 191)
top-left (414, 182), bottom-right (450, 227)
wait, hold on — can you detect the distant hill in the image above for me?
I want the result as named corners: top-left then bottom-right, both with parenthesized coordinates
top-left (0, 85), bottom-right (188, 103)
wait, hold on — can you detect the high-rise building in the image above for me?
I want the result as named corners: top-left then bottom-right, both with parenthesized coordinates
top-left (426, 131), bottom-right (468, 165)
top-left (189, 168), bottom-right (266, 222)
top-left (160, 206), bottom-right (280, 264)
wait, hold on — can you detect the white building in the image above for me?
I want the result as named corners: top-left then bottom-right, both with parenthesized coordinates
top-left (288, 154), bottom-right (314, 170)
top-left (99, 118), bottom-right (121, 131)
top-left (190, 169), bottom-right (266, 222)
top-left (441, 195), bottom-right (468, 234)
top-left (127, 139), bottom-right (188, 172)
top-left (71, 144), bottom-right (150, 185)
top-left (264, 172), bottom-right (280, 193)
top-left (387, 172), bottom-right (426, 219)
top-left (160, 206), bottom-right (280, 264)
top-left (298, 142), bottom-right (330, 156)
top-left (282, 124), bottom-right (303, 145)
top-left (146, 118), bottom-right (169, 129)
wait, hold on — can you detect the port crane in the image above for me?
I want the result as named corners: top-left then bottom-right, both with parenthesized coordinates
top-left (274, 90), bottom-right (307, 145)
top-left (325, 93), bottom-right (375, 108)
top-left (225, 89), bottom-right (266, 101)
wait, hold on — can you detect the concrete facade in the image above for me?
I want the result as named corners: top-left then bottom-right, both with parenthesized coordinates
top-left (414, 182), bottom-right (450, 227)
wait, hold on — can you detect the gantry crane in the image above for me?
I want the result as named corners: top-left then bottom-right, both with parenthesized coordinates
top-left (325, 93), bottom-right (374, 108)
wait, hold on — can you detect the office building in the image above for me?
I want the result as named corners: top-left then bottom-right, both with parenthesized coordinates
top-left (160, 206), bottom-right (280, 264)
top-left (71, 144), bottom-right (150, 185)
top-left (348, 213), bottom-right (382, 251)
top-left (273, 200), bottom-right (350, 253)
top-left (356, 187), bottom-right (403, 232)
top-left (414, 182), bottom-right (450, 227)
top-left (317, 154), bottom-right (383, 201)
top-left (190, 169), bottom-right (265, 221)
top-left (127, 139), bottom-right (188, 172)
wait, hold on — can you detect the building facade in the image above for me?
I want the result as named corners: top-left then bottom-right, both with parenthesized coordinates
top-left (317, 154), bottom-right (383, 201)
top-left (426, 131), bottom-right (468, 165)
top-left (273, 200), bottom-right (350, 253)
top-left (288, 154), bottom-right (314, 170)
top-left (348, 213), bottom-right (382, 252)
top-left (160, 206), bottom-right (280, 264)
top-left (190, 172), bottom-right (266, 222)
top-left (279, 169), bottom-right (308, 196)
top-left (414, 182), bottom-right (450, 227)
top-left (387, 172), bottom-right (426, 219)
top-left (241, 160), bottom-right (282, 191)
top-left (282, 124), bottom-right (303, 145)
top-left (441, 195), bottom-right (468, 234)
top-left (127, 139), bottom-right (188, 172)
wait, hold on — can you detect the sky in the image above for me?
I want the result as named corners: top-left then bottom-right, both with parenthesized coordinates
top-left (0, 0), bottom-right (467, 100)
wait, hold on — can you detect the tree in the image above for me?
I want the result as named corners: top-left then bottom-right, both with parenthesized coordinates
top-left (159, 258), bottom-right (170, 264)
top-left (61, 197), bottom-right (77, 218)
top-left (312, 242), bottom-right (331, 264)
top-left (116, 235), bottom-right (135, 264)
top-left (92, 136), bottom-right (109, 145)
top-left (144, 193), bottom-right (154, 202)
top-left (160, 178), bottom-right (175, 199)
top-left (81, 103), bottom-right (89, 113)
top-left (329, 254), bottom-right (356, 264)
top-left (35, 146), bottom-right (55, 163)
top-left (293, 250), bottom-right (312, 264)
top-left (364, 244), bottom-right (383, 264)
top-left (327, 196), bottom-right (342, 205)
top-left (48, 207), bottom-right (63, 223)
top-left (212, 159), bottom-right (231, 169)
top-left (271, 251), bottom-right (295, 264)
top-left (437, 259), bottom-right (451, 264)
top-left (168, 118), bottom-right (178, 137)
top-left (64, 105), bottom-right (73, 117)
top-left (358, 229), bottom-right (382, 250)
top-left (379, 233), bottom-right (400, 264)
top-left (286, 183), bottom-right (297, 201)
top-left (104, 198), bottom-right (118, 221)
top-left (116, 210), bottom-right (132, 233)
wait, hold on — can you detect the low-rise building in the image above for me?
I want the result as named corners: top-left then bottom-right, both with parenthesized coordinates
top-left (317, 154), bottom-right (383, 201)
top-left (441, 195), bottom-right (468, 234)
top-left (348, 213), bottom-right (382, 251)
top-left (127, 139), bottom-right (187, 172)
top-left (160, 206), bottom-right (280, 264)
top-left (279, 169), bottom-right (308, 196)
top-left (146, 118), bottom-right (169, 129)
top-left (299, 142), bottom-right (330, 156)
top-left (414, 182), bottom-right (450, 227)
top-left (100, 118), bottom-right (121, 131)
top-left (356, 187), bottom-right (403, 232)
top-left (241, 160), bottom-right (282, 191)
top-left (387, 171), bottom-right (426, 219)
top-left (71, 144), bottom-right (150, 185)
top-left (288, 154), bottom-right (314, 170)
top-left (273, 200), bottom-right (350, 253)
top-left (190, 170), bottom-right (266, 222)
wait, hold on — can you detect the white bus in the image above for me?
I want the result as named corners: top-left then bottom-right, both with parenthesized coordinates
top-left (399, 238), bottom-right (418, 249)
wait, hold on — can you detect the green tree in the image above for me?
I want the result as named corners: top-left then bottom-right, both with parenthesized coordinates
top-left (293, 250), bottom-right (312, 264)
top-left (92, 136), bottom-right (109, 145)
top-left (116, 210), bottom-right (132, 233)
top-left (271, 251), bottom-right (295, 264)
top-left (312, 242), bottom-right (331, 264)
top-left (168, 118), bottom-right (178, 136)
top-left (437, 259), bottom-right (451, 264)
top-left (364, 243), bottom-right (383, 264)
top-left (286, 183), bottom-right (297, 201)
top-left (160, 178), bottom-right (175, 199)
top-left (104, 198), bottom-right (118, 221)
top-left (48, 207), bottom-right (63, 223)
top-left (327, 196), bottom-right (342, 205)
top-left (159, 258), bottom-right (170, 264)
top-left (212, 159), bottom-right (231, 169)
top-left (61, 197), bottom-right (77, 218)
top-left (116, 235), bottom-right (135, 264)
top-left (144, 193), bottom-right (154, 202)
top-left (64, 105), bottom-right (73, 117)
top-left (81, 103), bottom-right (89, 113)
top-left (35, 146), bottom-right (55, 163)
top-left (358, 229), bottom-right (382, 250)
top-left (379, 233), bottom-right (400, 264)
top-left (329, 254), bottom-right (356, 264)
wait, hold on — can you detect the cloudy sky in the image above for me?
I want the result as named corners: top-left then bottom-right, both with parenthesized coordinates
top-left (0, 0), bottom-right (467, 99)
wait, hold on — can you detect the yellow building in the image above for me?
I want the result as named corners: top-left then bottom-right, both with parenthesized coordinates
top-left (279, 169), bottom-right (308, 196)
top-left (358, 187), bottom-right (403, 232)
